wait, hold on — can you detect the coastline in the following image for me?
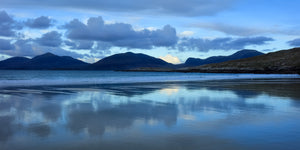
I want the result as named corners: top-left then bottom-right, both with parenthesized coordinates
top-left (123, 68), bottom-right (300, 74)
top-left (1, 74), bottom-right (299, 89)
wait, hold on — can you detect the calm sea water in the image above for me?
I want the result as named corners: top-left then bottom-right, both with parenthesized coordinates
top-left (0, 70), bottom-right (299, 87)
top-left (0, 71), bottom-right (300, 150)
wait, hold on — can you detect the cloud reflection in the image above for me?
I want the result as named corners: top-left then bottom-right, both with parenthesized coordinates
top-left (27, 123), bottom-right (51, 137)
top-left (0, 116), bottom-right (15, 141)
top-left (159, 87), bottom-right (179, 95)
top-left (66, 101), bottom-right (178, 136)
top-left (0, 80), bottom-right (299, 150)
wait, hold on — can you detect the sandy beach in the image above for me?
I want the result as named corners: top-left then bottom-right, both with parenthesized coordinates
top-left (1, 75), bottom-right (300, 150)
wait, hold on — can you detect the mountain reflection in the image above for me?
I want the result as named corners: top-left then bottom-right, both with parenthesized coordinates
top-left (0, 80), bottom-right (299, 146)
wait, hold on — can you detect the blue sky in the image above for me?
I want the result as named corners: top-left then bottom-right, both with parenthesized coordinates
top-left (0, 0), bottom-right (299, 63)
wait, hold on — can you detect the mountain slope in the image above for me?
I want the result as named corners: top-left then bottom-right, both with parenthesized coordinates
top-left (181, 48), bottom-right (300, 74)
top-left (0, 53), bottom-right (89, 70)
top-left (24, 53), bottom-right (89, 69)
top-left (0, 57), bottom-right (30, 69)
top-left (91, 52), bottom-right (174, 70)
top-left (184, 49), bottom-right (264, 67)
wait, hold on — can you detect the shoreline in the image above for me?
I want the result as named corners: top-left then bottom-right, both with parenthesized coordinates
top-left (1, 76), bottom-right (300, 90)
top-left (1, 68), bottom-right (300, 75)
top-left (123, 68), bottom-right (300, 74)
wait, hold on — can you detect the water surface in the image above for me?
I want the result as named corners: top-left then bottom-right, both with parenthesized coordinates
top-left (0, 70), bottom-right (298, 87)
top-left (0, 71), bottom-right (300, 150)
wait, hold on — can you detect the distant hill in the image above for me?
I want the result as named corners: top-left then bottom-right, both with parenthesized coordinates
top-left (91, 52), bottom-right (174, 70)
top-left (0, 57), bottom-right (30, 69)
top-left (1, 49), bottom-right (299, 74)
top-left (0, 53), bottom-right (89, 70)
top-left (181, 48), bottom-right (300, 74)
top-left (184, 49), bottom-right (264, 67)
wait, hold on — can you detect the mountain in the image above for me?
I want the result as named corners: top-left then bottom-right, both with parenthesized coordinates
top-left (0, 57), bottom-right (30, 69)
top-left (1, 49), bottom-right (299, 74)
top-left (24, 53), bottom-right (89, 69)
top-left (0, 53), bottom-right (89, 70)
top-left (181, 48), bottom-right (300, 74)
top-left (184, 49), bottom-right (264, 67)
top-left (91, 52), bottom-right (174, 70)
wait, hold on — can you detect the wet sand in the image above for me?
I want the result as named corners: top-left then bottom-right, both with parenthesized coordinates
top-left (1, 79), bottom-right (300, 150)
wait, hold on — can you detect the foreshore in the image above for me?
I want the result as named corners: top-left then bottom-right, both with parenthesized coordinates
top-left (124, 68), bottom-right (300, 74)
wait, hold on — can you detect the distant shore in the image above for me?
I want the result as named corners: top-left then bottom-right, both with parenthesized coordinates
top-left (0, 70), bottom-right (299, 89)
top-left (123, 68), bottom-right (300, 74)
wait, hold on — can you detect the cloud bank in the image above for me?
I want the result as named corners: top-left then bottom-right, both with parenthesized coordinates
top-left (0, 39), bottom-right (13, 50)
top-left (36, 31), bottom-right (62, 47)
top-left (0, 10), bottom-right (282, 60)
top-left (178, 36), bottom-right (274, 52)
top-left (0, 39), bottom-right (84, 58)
top-left (0, 11), bottom-right (21, 37)
top-left (25, 16), bottom-right (54, 29)
top-left (64, 16), bottom-right (178, 49)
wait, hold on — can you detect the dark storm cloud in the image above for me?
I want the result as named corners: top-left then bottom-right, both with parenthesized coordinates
top-left (178, 36), bottom-right (274, 52)
top-left (25, 16), bottom-right (54, 29)
top-left (94, 41), bottom-right (113, 50)
top-left (64, 40), bottom-right (94, 50)
top-left (36, 31), bottom-right (62, 47)
top-left (0, 0), bottom-right (235, 16)
top-left (9, 39), bottom-right (38, 56)
top-left (64, 40), bottom-right (76, 47)
top-left (91, 41), bottom-right (113, 55)
top-left (0, 39), bottom-right (13, 50)
top-left (64, 16), bottom-right (178, 49)
top-left (75, 40), bottom-right (94, 49)
top-left (0, 10), bottom-right (21, 37)
top-left (287, 38), bottom-right (300, 47)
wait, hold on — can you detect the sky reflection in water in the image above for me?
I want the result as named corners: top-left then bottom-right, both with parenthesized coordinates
top-left (0, 80), bottom-right (300, 150)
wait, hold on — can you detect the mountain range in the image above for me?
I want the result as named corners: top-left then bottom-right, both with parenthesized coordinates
top-left (90, 52), bottom-right (174, 70)
top-left (180, 48), bottom-right (300, 74)
top-left (0, 52), bottom-right (89, 70)
top-left (184, 49), bottom-right (264, 67)
top-left (0, 48), bottom-right (299, 74)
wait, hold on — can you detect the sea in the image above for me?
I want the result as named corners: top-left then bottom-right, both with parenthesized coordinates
top-left (0, 70), bottom-right (300, 150)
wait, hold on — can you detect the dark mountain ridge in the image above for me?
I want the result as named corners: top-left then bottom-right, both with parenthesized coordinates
top-left (0, 48), bottom-right (299, 74)
top-left (181, 48), bottom-right (300, 74)
top-left (0, 52), bottom-right (174, 70)
top-left (184, 49), bottom-right (264, 67)
top-left (91, 52), bottom-right (174, 70)
top-left (0, 57), bottom-right (31, 69)
top-left (0, 52), bottom-right (89, 70)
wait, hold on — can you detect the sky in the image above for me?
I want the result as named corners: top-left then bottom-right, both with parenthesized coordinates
top-left (0, 0), bottom-right (300, 64)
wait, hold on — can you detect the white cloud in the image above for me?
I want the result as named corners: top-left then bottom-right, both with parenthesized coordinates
top-left (178, 31), bottom-right (194, 37)
top-left (159, 54), bottom-right (181, 64)
top-left (0, 54), bottom-right (10, 61)
top-left (78, 57), bottom-right (100, 63)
